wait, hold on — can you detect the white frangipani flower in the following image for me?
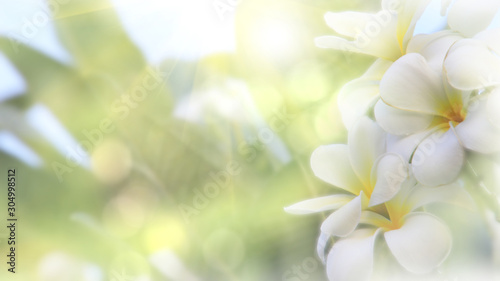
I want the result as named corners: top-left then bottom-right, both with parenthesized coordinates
top-left (316, 0), bottom-right (431, 61)
top-left (283, 117), bottom-right (472, 280)
top-left (287, 1), bottom-right (500, 280)
top-left (334, 3), bottom-right (460, 131)
top-left (324, 179), bottom-right (472, 281)
top-left (375, 50), bottom-right (500, 186)
top-left (285, 117), bottom-right (408, 237)
top-left (335, 1), bottom-right (500, 131)
top-left (439, 0), bottom-right (500, 90)
top-left (327, 215), bottom-right (450, 280)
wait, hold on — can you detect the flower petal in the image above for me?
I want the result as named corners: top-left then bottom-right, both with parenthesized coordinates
top-left (386, 129), bottom-right (434, 162)
top-left (380, 53), bottom-right (448, 116)
top-left (324, 11), bottom-right (373, 38)
top-left (315, 9), bottom-right (401, 61)
top-left (384, 213), bottom-right (452, 274)
top-left (326, 228), bottom-right (379, 281)
top-left (311, 145), bottom-right (363, 194)
top-left (284, 194), bottom-right (355, 215)
top-left (348, 117), bottom-right (386, 187)
top-left (444, 38), bottom-right (500, 90)
top-left (407, 30), bottom-right (463, 70)
top-left (317, 231), bottom-right (331, 264)
top-left (321, 194), bottom-right (363, 237)
top-left (393, 0), bottom-right (432, 51)
top-left (360, 210), bottom-right (392, 228)
top-left (448, 0), bottom-right (500, 37)
top-left (369, 153), bottom-right (409, 207)
top-left (411, 128), bottom-right (465, 186)
top-left (474, 29), bottom-right (500, 54)
top-left (406, 181), bottom-right (474, 211)
top-left (315, 35), bottom-right (400, 61)
top-left (374, 100), bottom-right (434, 135)
top-left (456, 95), bottom-right (500, 153)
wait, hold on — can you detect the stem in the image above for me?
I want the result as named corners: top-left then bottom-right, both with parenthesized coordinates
top-left (465, 160), bottom-right (500, 221)
top-left (465, 160), bottom-right (500, 267)
top-left (486, 212), bottom-right (500, 267)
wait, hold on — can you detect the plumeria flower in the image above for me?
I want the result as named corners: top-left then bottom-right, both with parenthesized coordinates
top-left (374, 47), bottom-right (500, 186)
top-left (285, 117), bottom-right (409, 238)
top-left (399, 0), bottom-right (500, 91)
top-left (324, 178), bottom-right (472, 281)
top-left (315, 0), bottom-right (431, 61)
top-left (285, 118), bottom-right (473, 280)
top-left (441, 0), bottom-right (500, 90)
top-left (325, 0), bottom-right (500, 130)
top-left (332, 0), bottom-right (446, 130)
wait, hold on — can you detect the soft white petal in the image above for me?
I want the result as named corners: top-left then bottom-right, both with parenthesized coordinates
top-left (406, 181), bottom-right (474, 211)
top-left (407, 30), bottom-right (455, 53)
top-left (315, 11), bottom-right (401, 62)
top-left (348, 117), bottom-right (386, 187)
top-left (407, 31), bottom-right (467, 109)
top-left (318, 0), bottom-right (430, 61)
top-left (321, 194), bottom-right (363, 237)
top-left (284, 194), bottom-right (355, 215)
top-left (326, 228), bottom-right (379, 281)
top-left (384, 213), bottom-right (452, 274)
top-left (395, 0), bottom-right (432, 51)
top-left (474, 29), bottom-right (500, 54)
top-left (411, 128), bottom-right (465, 186)
top-left (324, 11), bottom-right (373, 38)
top-left (444, 38), bottom-right (500, 90)
top-left (311, 145), bottom-right (363, 194)
top-left (369, 153), bottom-right (409, 207)
top-left (380, 53), bottom-right (448, 115)
top-left (317, 231), bottom-right (331, 264)
top-left (374, 100), bottom-right (434, 135)
top-left (413, 0), bottom-right (448, 35)
top-left (407, 30), bottom-right (463, 70)
top-left (360, 211), bottom-right (392, 228)
top-left (448, 0), bottom-right (500, 37)
top-left (386, 130), bottom-right (434, 162)
top-left (456, 95), bottom-right (500, 153)
top-left (441, 0), bottom-right (454, 15)
top-left (387, 176), bottom-right (419, 207)
top-left (315, 36), bottom-right (400, 61)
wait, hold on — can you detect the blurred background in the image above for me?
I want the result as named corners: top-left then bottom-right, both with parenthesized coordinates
top-left (0, 0), bottom-right (384, 280)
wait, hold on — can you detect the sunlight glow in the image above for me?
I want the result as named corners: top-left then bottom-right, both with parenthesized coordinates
top-left (112, 0), bottom-right (236, 63)
top-left (250, 18), bottom-right (301, 62)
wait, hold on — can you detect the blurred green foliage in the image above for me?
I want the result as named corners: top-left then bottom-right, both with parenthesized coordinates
top-left (0, 0), bottom-right (378, 280)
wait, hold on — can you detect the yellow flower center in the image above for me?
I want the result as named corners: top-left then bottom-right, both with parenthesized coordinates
top-left (366, 200), bottom-right (411, 231)
top-left (443, 105), bottom-right (466, 126)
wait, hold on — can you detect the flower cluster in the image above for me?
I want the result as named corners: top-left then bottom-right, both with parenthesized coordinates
top-left (286, 0), bottom-right (500, 280)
